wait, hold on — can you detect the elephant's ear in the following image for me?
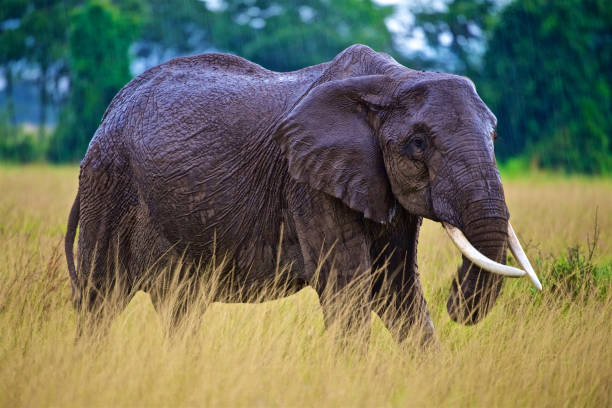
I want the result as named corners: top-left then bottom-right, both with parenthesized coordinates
top-left (275, 75), bottom-right (396, 223)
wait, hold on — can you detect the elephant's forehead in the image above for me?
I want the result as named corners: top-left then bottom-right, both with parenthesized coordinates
top-left (405, 82), bottom-right (495, 131)
top-left (400, 74), bottom-right (492, 115)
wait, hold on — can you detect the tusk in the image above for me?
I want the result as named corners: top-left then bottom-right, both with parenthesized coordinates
top-left (507, 223), bottom-right (542, 291)
top-left (443, 223), bottom-right (526, 278)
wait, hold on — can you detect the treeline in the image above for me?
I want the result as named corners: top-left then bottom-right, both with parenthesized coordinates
top-left (413, 0), bottom-right (612, 174)
top-left (0, 0), bottom-right (610, 173)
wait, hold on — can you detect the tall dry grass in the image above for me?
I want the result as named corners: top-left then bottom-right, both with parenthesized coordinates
top-left (0, 165), bottom-right (610, 407)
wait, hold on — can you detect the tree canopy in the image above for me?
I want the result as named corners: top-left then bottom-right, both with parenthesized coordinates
top-left (480, 0), bottom-right (612, 173)
top-left (0, 0), bottom-right (611, 173)
top-left (413, 0), bottom-right (612, 173)
top-left (210, 0), bottom-right (393, 72)
top-left (48, 0), bottom-right (136, 161)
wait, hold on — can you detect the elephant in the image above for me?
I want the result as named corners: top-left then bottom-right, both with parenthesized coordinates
top-left (65, 44), bottom-right (541, 341)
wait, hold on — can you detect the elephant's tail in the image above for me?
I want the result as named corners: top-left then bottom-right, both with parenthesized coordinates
top-left (65, 191), bottom-right (80, 289)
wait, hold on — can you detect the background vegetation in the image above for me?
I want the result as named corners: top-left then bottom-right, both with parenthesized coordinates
top-left (0, 0), bottom-right (611, 173)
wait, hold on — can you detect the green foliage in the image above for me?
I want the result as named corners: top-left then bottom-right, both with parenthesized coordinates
top-left (0, 0), bottom-right (76, 133)
top-left (0, 0), bottom-right (28, 125)
top-left (134, 0), bottom-right (214, 64)
top-left (2, 0), bottom-right (612, 171)
top-left (526, 219), bottom-right (612, 302)
top-left (0, 0), bottom-right (28, 62)
top-left (546, 246), bottom-right (611, 302)
top-left (209, 0), bottom-right (394, 72)
top-left (0, 132), bottom-right (43, 163)
top-left (0, 115), bottom-right (44, 162)
top-left (44, 0), bottom-right (395, 161)
top-left (480, 0), bottom-right (612, 174)
top-left (413, 0), bottom-right (612, 174)
top-left (497, 156), bottom-right (533, 179)
top-left (48, 0), bottom-right (138, 162)
top-left (411, 0), bottom-right (498, 76)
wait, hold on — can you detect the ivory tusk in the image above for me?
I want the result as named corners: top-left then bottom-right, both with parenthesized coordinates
top-left (443, 223), bottom-right (526, 278)
top-left (507, 223), bottom-right (542, 291)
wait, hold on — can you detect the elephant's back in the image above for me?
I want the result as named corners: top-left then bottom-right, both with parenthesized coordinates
top-left (115, 53), bottom-right (318, 163)
top-left (89, 53), bottom-right (315, 268)
top-left (118, 54), bottom-right (306, 203)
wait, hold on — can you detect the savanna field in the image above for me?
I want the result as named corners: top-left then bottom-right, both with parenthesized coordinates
top-left (0, 164), bottom-right (610, 407)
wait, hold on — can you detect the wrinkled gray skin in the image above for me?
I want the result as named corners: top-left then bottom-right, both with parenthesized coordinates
top-left (66, 44), bottom-right (509, 341)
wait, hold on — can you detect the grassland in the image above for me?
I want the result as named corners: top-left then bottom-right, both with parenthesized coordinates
top-left (0, 164), bottom-right (610, 407)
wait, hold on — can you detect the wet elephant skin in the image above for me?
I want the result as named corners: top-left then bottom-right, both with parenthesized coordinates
top-left (65, 44), bottom-right (510, 341)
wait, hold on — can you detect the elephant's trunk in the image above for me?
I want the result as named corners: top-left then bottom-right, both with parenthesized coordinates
top-left (430, 144), bottom-right (542, 323)
top-left (446, 194), bottom-right (508, 325)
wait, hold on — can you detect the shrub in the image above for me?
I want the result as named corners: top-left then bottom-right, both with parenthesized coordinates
top-left (547, 245), bottom-right (611, 302)
top-left (0, 116), bottom-right (45, 162)
top-left (544, 219), bottom-right (611, 302)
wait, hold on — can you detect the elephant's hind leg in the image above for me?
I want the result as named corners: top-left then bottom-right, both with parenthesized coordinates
top-left (126, 208), bottom-right (208, 335)
top-left (74, 160), bottom-right (139, 336)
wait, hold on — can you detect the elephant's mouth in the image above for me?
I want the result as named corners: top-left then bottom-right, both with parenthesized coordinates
top-left (443, 222), bottom-right (542, 290)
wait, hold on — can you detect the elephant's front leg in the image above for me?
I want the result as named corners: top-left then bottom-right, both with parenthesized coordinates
top-left (372, 263), bottom-right (435, 346)
top-left (369, 212), bottom-right (436, 346)
top-left (292, 192), bottom-right (373, 340)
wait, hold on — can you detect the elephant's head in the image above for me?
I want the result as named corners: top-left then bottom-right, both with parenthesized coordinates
top-left (276, 72), bottom-right (540, 325)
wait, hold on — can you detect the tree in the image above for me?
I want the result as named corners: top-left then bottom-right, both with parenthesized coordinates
top-left (409, 0), bottom-right (498, 76)
top-left (209, 0), bottom-right (394, 72)
top-left (48, 0), bottom-right (138, 161)
top-left (45, 0), bottom-right (397, 162)
top-left (0, 0), bottom-right (28, 125)
top-left (133, 0), bottom-right (215, 67)
top-left (20, 0), bottom-right (77, 139)
top-left (480, 0), bottom-right (612, 173)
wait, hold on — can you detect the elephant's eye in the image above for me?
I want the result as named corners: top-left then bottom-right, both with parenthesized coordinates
top-left (403, 135), bottom-right (427, 158)
top-left (413, 137), bottom-right (425, 150)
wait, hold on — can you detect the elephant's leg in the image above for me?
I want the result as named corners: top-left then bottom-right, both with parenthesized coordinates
top-left (120, 204), bottom-right (206, 335)
top-left (372, 265), bottom-right (435, 346)
top-left (75, 281), bottom-right (134, 338)
top-left (74, 164), bottom-right (138, 336)
top-left (292, 192), bottom-right (373, 341)
top-left (74, 229), bottom-right (135, 338)
top-left (369, 212), bottom-right (435, 346)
